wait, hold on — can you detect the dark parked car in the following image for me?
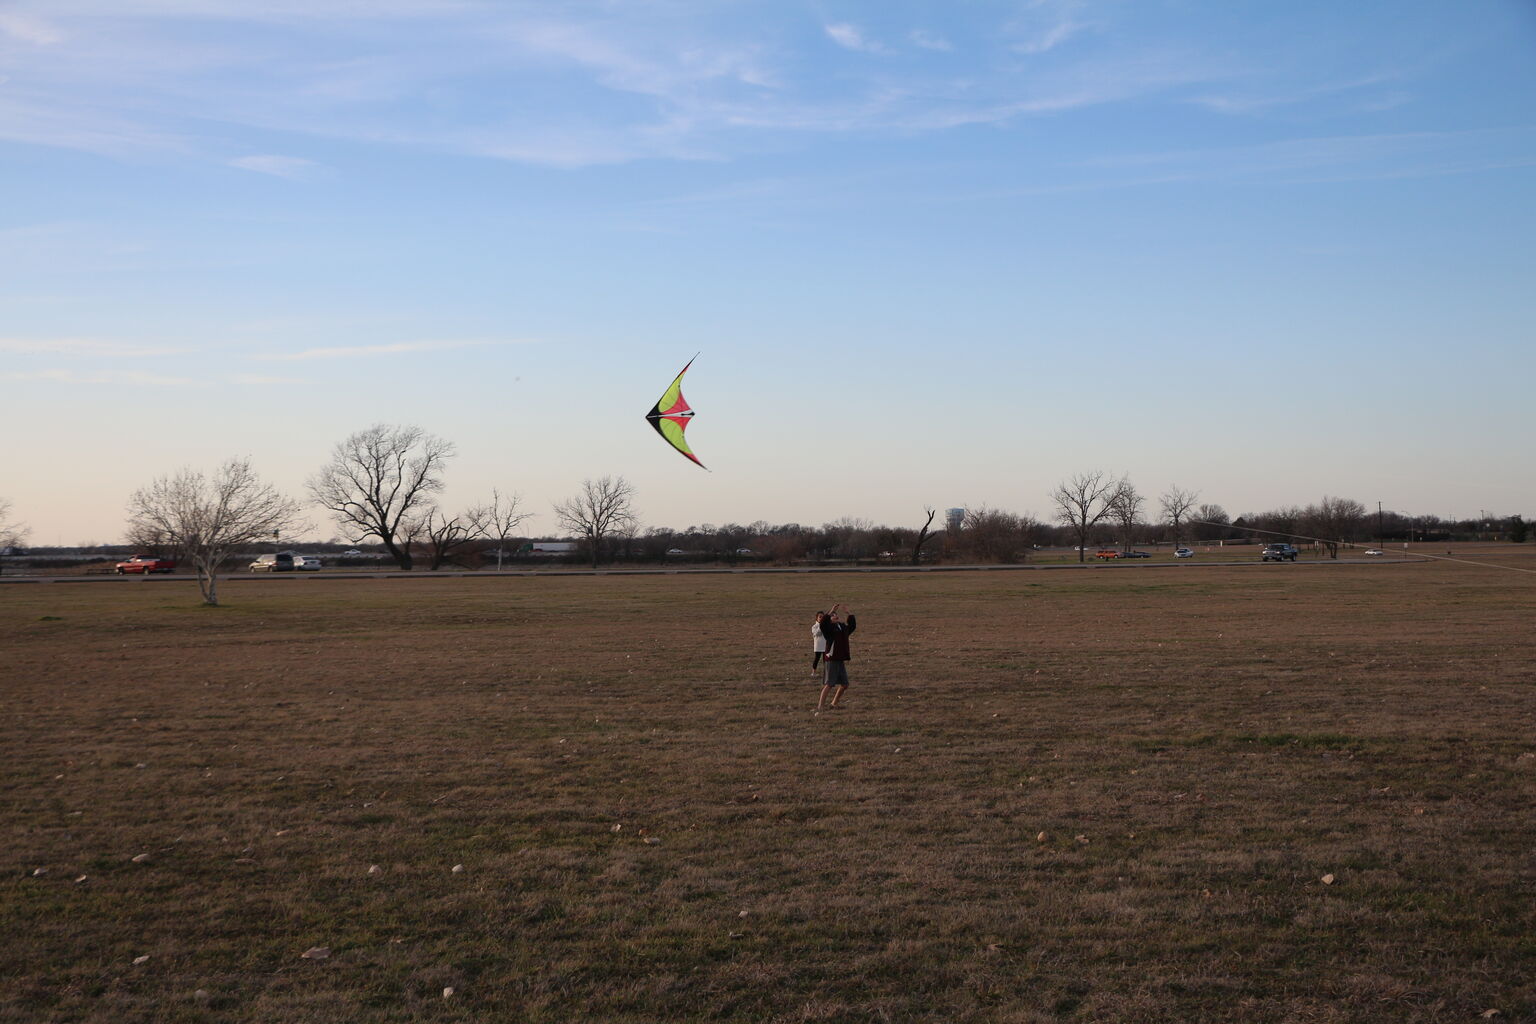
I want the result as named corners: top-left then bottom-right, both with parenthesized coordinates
top-left (1119, 550), bottom-right (1152, 558)
top-left (1262, 543), bottom-right (1299, 562)
top-left (249, 552), bottom-right (296, 572)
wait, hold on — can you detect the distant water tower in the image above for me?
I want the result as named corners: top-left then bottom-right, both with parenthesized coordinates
top-left (945, 508), bottom-right (966, 531)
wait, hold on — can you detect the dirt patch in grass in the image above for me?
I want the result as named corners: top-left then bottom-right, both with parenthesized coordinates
top-left (3, 563), bottom-right (1534, 1022)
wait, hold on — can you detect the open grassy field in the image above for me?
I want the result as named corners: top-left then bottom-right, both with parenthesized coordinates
top-left (4, 556), bottom-right (1535, 1023)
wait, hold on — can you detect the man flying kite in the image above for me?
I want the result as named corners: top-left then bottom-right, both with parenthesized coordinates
top-left (645, 355), bottom-right (706, 469)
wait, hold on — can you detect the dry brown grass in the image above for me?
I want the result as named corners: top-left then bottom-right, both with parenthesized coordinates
top-left (4, 556), bottom-right (1535, 1022)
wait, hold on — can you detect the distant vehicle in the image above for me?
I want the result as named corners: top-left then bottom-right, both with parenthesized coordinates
top-left (115, 555), bottom-right (176, 575)
top-left (1363, 548), bottom-right (1384, 556)
top-left (1119, 550), bottom-right (1152, 559)
top-left (1175, 547), bottom-right (1194, 558)
top-left (342, 549), bottom-right (363, 556)
top-left (1096, 549), bottom-right (1118, 560)
top-left (249, 552), bottom-right (296, 572)
top-left (294, 555), bottom-right (322, 571)
top-left (1262, 543), bottom-right (1299, 562)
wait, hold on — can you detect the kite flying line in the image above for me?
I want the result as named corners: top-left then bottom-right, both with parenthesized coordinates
top-left (1186, 519), bottom-right (1536, 576)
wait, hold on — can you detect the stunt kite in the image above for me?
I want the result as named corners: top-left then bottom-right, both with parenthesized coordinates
top-left (645, 355), bottom-right (706, 469)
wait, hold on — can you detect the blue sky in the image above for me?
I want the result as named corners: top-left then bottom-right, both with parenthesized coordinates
top-left (3, 1), bottom-right (1534, 543)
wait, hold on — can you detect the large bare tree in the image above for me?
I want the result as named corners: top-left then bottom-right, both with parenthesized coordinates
top-left (484, 489), bottom-right (533, 570)
top-left (1109, 480), bottom-right (1145, 551)
top-left (553, 476), bottom-right (638, 567)
top-left (1052, 471), bottom-right (1120, 562)
top-left (126, 458), bottom-right (301, 606)
top-left (1159, 485), bottom-right (1200, 549)
top-left (309, 424), bottom-right (454, 570)
top-left (1192, 503), bottom-right (1231, 541)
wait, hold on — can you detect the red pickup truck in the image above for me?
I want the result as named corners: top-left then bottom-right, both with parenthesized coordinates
top-left (115, 555), bottom-right (176, 575)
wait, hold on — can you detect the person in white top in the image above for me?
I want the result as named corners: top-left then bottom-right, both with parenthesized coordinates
top-left (810, 610), bottom-right (828, 675)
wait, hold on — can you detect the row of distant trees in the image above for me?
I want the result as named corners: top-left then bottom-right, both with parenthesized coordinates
top-left (0, 424), bottom-right (1528, 605)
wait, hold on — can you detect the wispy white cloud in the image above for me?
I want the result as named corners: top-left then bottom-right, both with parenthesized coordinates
top-left (0, 337), bottom-right (188, 357)
top-left (228, 154), bottom-right (321, 178)
top-left (1192, 74), bottom-right (1402, 116)
top-left (251, 338), bottom-right (531, 361)
top-left (229, 372), bottom-right (302, 384)
top-left (824, 23), bottom-right (886, 55)
top-left (1, 368), bottom-right (203, 386)
top-left (0, 0), bottom-right (1479, 173)
top-left (1013, 18), bottom-right (1086, 55)
top-left (1079, 128), bottom-right (1536, 185)
top-left (0, 10), bottom-right (61, 44)
top-left (909, 29), bottom-right (952, 52)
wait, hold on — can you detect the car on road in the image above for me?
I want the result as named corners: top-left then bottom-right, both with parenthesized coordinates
top-left (1119, 550), bottom-right (1152, 558)
top-left (295, 555), bottom-right (322, 571)
top-left (1261, 543), bottom-right (1299, 562)
top-left (249, 552), bottom-right (296, 572)
top-left (1363, 549), bottom-right (1384, 556)
top-left (115, 555), bottom-right (176, 574)
top-left (1095, 549), bottom-right (1118, 560)
top-left (1175, 547), bottom-right (1194, 558)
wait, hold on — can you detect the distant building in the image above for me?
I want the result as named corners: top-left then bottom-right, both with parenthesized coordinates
top-left (945, 508), bottom-right (966, 532)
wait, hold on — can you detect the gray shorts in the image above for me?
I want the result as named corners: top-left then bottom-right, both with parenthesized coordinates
top-left (823, 660), bottom-right (849, 688)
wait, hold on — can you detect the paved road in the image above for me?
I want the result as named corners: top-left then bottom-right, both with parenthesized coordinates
top-left (0, 558), bottom-right (1423, 585)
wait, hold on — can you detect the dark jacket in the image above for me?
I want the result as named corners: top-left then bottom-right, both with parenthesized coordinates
top-left (822, 615), bottom-right (856, 661)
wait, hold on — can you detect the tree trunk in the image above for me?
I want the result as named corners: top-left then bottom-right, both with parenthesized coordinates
top-left (196, 557), bottom-right (219, 606)
top-left (384, 538), bottom-right (413, 570)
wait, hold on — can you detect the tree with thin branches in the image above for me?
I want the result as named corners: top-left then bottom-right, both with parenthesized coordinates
top-left (417, 506), bottom-right (487, 570)
top-left (1052, 471), bottom-right (1120, 562)
top-left (0, 497), bottom-right (26, 550)
top-left (126, 458), bottom-right (301, 606)
top-left (553, 476), bottom-right (638, 568)
top-left (484, 489), bottom-right (533, 570)
top-left (309, 424), bottom-right (454, 570)
top-left (0, 497), bottom-right (28, 576)
top-left (1109, 480), bottom-right (1145, 551)
top-left (1159, 485), bottom-right (1199, 549)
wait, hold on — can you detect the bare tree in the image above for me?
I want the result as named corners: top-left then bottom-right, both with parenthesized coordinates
top-left (484, 489), bottom-right (533, 570)
top-left (960, 506), bottom-right (1039, 563)
top-left (0, 497), bottom-right (27, 550)
top-left (1159, 485), bottom-right (1200, 548)
top-left (553, 476), bottom-right (638, 567)
top-left (1303, 496), bottom-right (1368, 558)
top-left (0, 497), bottom-right (27, 576)
top-left (1109, 480), bottom-right (1145, 551)
top-left (911, 507), bottom-right (938, 565)
top-left (417, 506), bottom-right (488, 570)
top-left (1052, 471), bottom-right (1120, 562)
top-left (126, 458), bottom-right (301, 606)
top-left (309, 424), bottom-right (454, 570)
top-left (1192, 503), bottom-right (1231, 541)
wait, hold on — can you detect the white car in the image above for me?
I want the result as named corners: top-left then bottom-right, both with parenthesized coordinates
top-left (1175, 547), bottom-right (1194, 558)
top-left (1363, 549), bottom-right (1383, 556)
top-left (294, 555), bottom-right (322, 571)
